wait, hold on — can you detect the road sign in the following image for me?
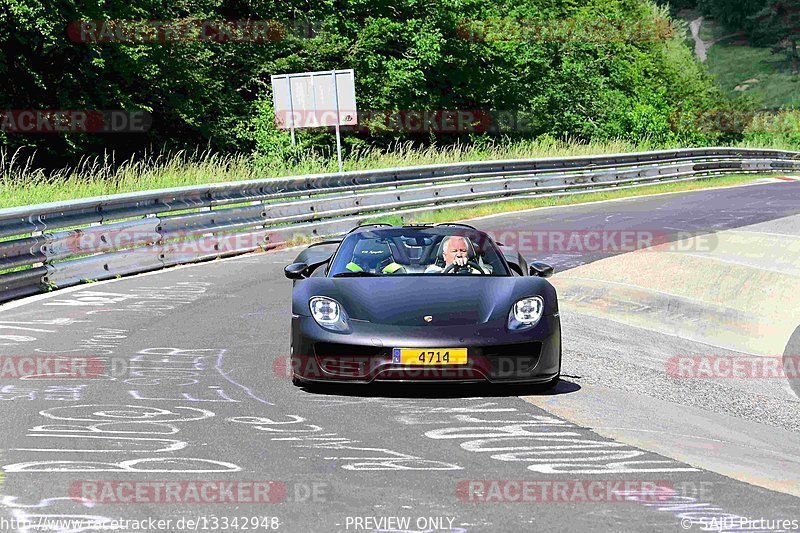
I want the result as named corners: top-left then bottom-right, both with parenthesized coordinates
top-left (271, 69), bottom-right (357, 172)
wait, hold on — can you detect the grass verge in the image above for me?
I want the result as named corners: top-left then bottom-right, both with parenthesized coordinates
top-left (3, 136), bottom-right (795, 210)
top-left (0, 138), bottom-right (666, 209)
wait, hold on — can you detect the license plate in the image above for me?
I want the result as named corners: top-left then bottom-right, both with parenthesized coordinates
top-left (392, 348), bottom-right (468, 365)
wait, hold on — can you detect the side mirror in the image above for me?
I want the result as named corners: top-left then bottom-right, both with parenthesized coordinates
top-left (284, 263), bottom-right (309, 280)
top-left (529, 262), bottom-right (554, 278)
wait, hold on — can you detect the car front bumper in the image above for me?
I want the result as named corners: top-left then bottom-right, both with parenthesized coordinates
top-left (289, 314), bottom-right (561, 384)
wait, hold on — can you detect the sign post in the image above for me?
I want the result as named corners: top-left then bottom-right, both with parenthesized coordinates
top-left (334, 123), bottom-right (343, 172)
top-left (331, 70), bottom-right (343, 172)
top-left (286, 78), bottom-right (296, 146)
top-left (271, 69), bottom-right (357, 172)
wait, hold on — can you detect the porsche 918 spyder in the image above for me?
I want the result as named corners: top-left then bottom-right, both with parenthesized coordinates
top-left (284, 223), bottom-right (561, 387)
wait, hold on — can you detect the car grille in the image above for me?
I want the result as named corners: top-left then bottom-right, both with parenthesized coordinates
top-left (482, 342), bottom-right (542, 380)
top-left (314, 342), bottom-right (387, 358)
top-left (314, 342), bottom-right (387, 377)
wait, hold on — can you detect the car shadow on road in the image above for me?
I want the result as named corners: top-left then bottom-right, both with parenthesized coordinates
top-left (297, 378), bottom-right (581, 399)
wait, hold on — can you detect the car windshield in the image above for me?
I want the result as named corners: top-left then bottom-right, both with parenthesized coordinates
top-left (328, 227), bottom-right (510, 277)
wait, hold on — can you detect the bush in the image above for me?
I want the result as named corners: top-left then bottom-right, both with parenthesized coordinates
top-left (743, 109), bottom-right (800, 148)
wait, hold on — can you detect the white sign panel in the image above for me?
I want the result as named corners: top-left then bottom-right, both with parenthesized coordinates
top-left (271, 69), bottom-right (357, 129)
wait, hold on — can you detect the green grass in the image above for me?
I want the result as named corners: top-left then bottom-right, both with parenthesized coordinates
top-left (0, 137), bottom-right (694, 210)
top-left (706, 43), bottom-right (800, 108)
top-left (1, 137), bottom-right (796, 212)
top-left (363, 173), bottom-right (763, 226)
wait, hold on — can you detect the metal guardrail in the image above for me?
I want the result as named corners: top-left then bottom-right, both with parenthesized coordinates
top-left (1, 147), bottom-right (798, 303)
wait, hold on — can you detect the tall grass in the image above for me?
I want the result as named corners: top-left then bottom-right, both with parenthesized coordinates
top-left (0, 136), bottom-right (793, 209)
top-left (0, 148), bottom-right (260, 208)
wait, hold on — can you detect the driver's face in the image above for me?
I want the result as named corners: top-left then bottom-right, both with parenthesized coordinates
top-left (443, 237), bottom-right (469, 266)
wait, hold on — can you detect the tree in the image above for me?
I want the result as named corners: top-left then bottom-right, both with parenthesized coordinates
top-left (696, 0), bottom-right (765, 30)
top-left (751, 1), bottom-right (800, 74)
top-left (1, 0), bottom-right (724, 169)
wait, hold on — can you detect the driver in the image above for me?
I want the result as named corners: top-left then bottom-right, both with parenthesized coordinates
top-left (425, 236), bottom-right (489, 274)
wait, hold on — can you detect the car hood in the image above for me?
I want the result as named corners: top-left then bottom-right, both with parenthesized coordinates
top-left (294, 276), bottom-right (556, 326)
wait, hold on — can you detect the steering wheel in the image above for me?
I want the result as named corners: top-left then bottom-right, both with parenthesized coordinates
top-left (442, 260), bottom-right (486, 275)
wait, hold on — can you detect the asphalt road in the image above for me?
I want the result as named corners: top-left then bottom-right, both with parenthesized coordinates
top-left (0, 180), bottom-right (799, 533)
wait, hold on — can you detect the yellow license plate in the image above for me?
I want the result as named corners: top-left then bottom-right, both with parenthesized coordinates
top-left (392, 348), bottom-right (468, 365)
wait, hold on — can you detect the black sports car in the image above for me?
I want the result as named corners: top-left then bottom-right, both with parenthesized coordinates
top-left (284, 223), bottom-right (561, 387)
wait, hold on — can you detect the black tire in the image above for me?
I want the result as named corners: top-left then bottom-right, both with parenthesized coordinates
top-left (538, 375), bottom-right (560, 392)
top-left (292, 374), bottom-right (312, 389)
top-left (537, 338), bottom-right (563, 392)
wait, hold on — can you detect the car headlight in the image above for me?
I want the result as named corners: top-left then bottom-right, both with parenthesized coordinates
top-left (508, 296), bottom-right (544, 330)
top-left (309, 296), bottom-right (350, 332)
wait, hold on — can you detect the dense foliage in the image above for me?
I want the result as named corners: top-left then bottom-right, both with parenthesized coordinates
top-left (1, 0), bottom-right (729, 168)
top-left (749, 1), bottom-right (800, 73)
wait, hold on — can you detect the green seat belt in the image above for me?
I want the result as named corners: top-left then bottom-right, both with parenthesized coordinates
top-left (382, 262), bottom-right (403, 274)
